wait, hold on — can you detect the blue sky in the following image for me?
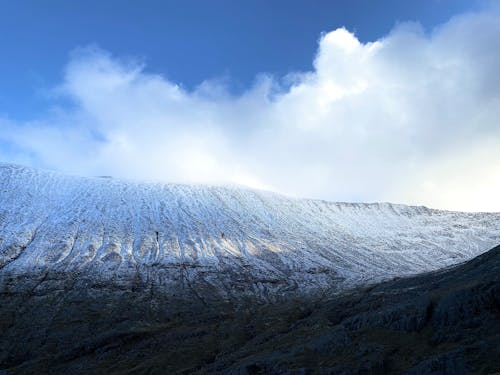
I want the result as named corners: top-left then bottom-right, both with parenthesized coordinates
top-left (0, 0), bottom-right (484, 119)
top-left (1, 1), bottom-right (500, 211)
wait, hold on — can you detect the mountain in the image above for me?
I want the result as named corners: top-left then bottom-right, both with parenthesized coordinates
top-left (1, 163), bottom-right (499, 301)
top-left (1, 163), bottom-right (499, 374)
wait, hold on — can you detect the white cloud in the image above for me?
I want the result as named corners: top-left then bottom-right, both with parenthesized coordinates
top-left (1, 8), bottom-right (500, 211)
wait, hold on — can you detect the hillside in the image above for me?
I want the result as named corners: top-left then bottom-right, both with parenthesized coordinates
top-left (1, 243), bottom-right (498, 373)
top-left (1, 163), bottom-right (499, 299)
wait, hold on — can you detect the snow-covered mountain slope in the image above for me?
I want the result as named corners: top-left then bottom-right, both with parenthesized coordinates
top-left (1, 163), bottom-right (499, 297)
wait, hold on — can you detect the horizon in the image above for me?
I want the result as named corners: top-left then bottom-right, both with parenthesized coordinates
top-left (1, 1), bottom-right (500, 212)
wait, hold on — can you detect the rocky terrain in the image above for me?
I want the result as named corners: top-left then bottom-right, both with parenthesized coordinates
top-left (1, 244), bottom-right (498, 374)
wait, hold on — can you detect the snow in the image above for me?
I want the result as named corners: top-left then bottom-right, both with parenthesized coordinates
top-left (1, 162), bottom-right (499, 295)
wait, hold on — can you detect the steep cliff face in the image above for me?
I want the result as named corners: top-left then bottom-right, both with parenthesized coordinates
top-left (1, 163), bottom-right (499, 298)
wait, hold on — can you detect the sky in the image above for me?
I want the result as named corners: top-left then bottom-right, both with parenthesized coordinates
top-left (1, 0), bottom-right (499, 212)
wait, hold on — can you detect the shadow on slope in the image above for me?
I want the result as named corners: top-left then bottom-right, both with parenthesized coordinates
top-left (0, 245), bottom-right (499, 374)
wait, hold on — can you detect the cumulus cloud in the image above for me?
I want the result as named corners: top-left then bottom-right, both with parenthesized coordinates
top-left (1, 8), bottom-right (500, 211)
